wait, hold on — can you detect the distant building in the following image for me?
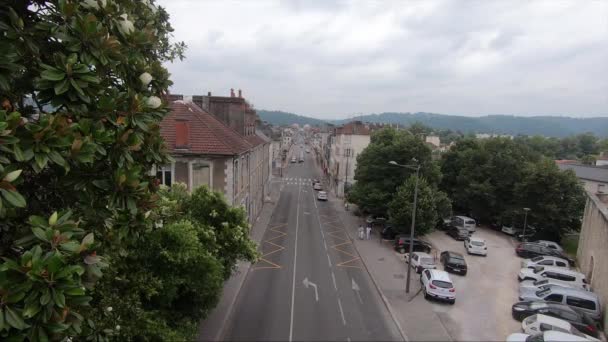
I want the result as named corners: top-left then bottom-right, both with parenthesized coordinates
top-left (425, 135), bottom-right (441, 148)
top-left (475, 133), bottom-right (514, 139)
top-left (596, 152), bottom-right (608, 167)
top-left (556, 163), bottom-right (608, 194)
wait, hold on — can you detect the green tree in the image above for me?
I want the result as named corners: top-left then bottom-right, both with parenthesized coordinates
top-left (348, 128), bottom-right (440, 216)
top-left (514, 159), bottom-right (585, 241)
top-left (388, 176), bottom-right (450, 237)
top-left (581, 155), bottom-right (596, 165)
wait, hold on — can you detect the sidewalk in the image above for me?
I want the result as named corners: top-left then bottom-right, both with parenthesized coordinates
top-left (329, 193), bottom-right (453, 341)
top-left (197, 177), bottom-right (283, 341)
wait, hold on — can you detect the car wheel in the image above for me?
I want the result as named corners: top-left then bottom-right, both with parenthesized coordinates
top-left (449, 299), bottom-right (455, 305)
top-left (416, 266), bottom-right (422, 274)
top-left (423, 287), bottom-right (429, 299)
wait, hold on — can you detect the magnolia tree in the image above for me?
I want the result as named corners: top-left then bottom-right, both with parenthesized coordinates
top-left (0, 0), bottom-right (187, 339)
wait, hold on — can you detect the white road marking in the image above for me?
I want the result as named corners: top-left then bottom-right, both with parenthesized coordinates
top-left (327, 253), bottom-right (332, 267)
top-left (289, 182), bottom-right (302, 342)
top-left (323, 239), bottom-right (327, 250)
top-left (302, 277), bottom-right (319, 301)
top-left (304, 211), bottom-right (310, 215)
top-left (347, 338), bottom-right (351, 342)
top-left (331, 272), bottom-right (338, 291)
top-left (337, 298), bottom-right (347, 326)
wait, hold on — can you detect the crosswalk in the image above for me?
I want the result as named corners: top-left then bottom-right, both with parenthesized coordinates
top-left (282, 177), bottom-right (314, 185)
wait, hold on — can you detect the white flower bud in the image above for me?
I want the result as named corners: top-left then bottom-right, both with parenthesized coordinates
top-left (82, 0), bottom-right (99, 9)
top-left (106, 306), bottom-right (113, 312)
top-left (115, 325), bottom-right (121, 331)
top-left (139, 72), bottom-right (153, 86)
top-left (146, 96), bottom-right (162, 109)
top-left (118, 14), bottom-right (135, 35)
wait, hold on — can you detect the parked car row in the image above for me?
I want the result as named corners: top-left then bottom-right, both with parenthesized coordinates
top-left (507, 240), bottom-right (601, 341)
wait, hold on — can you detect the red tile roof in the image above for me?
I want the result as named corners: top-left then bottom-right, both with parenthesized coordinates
top-left (334, 121), bottom-right (371, 135)
top-left (160, 101), bottom-right (252, 156)
top-left (244, 134), bottom-right (268, 147)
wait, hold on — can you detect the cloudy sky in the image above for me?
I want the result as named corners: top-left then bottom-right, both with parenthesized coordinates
top-left (157, 0), bottom-right (608, 119)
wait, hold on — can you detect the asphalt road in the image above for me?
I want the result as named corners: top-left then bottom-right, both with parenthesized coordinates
top-left (224, 139), bottom-right (403, 341)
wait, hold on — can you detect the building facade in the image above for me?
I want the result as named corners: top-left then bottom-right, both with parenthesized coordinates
top-left (328, 121), bottom-right (371, 198)
top-left (557, 163), bottom-right (608, 194)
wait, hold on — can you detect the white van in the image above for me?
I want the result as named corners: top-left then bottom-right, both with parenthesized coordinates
top-left (450, 216), bottom-right (476, 233)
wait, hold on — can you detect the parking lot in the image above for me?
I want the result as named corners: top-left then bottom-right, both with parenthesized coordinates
top-left (406, 225), bottom-right (523, 341)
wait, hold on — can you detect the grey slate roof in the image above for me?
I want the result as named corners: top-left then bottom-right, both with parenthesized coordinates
top-left (557, 164), bottom-right (608, 183)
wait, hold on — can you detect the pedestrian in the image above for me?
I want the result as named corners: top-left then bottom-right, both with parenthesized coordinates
top-left (345, 202), bottom-right (349, 211)
top-left (358, 225), bottom-right (365, 240)
top-left (366, 225), bottom-right (372, 240)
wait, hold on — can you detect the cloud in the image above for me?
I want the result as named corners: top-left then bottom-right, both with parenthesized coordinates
top-left (158, 0), bottom-right (608, 118)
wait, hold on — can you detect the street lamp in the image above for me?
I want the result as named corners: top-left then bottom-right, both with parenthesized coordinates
top-left (522, 207), bottom-right (531, 242)
top-left (388, 158), bottom-right (420, 294)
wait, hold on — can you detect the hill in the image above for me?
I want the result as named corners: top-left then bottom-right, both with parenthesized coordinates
top-left (333, 113), bottom-right (608, 137)
top-left (257, 110), bottom-right (327, 127)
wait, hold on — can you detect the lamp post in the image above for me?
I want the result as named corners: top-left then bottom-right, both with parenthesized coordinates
top-left (522, 207), bottom-right (531, 242)
top-left (389, 159), bottom-right (420, 294)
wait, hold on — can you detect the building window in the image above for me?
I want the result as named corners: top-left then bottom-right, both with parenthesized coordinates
top-left (192, 163), bottom-right (211, 190)
top-left (234, 160), bottom-right (239, 191)
top-left (156, 164), bottom-right (172, 186)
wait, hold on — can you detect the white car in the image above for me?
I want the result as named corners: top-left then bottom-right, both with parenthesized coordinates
top-left (405, 252), bottom-right (436, 273)
top-left (420, 269), bottom-right (455, 304)
top-left (522, 256), bottom-right (570, 269)
top-left (520, 278), bottom-right (590, 293)
top-left (522, 315), bottom-right (598, 340)
top-left (313, 183), bottom-right (322, 191)
top-left (290, 157), bottom-right (297, 163)
top-left (317, 191), bottom-right (327, 201)
top-left (532, 240), bottom-right (564, 253)
top-left (502, 224), bottom-right (520, 236)
top-left (518, 266), bottom-right (588, 288)
top-left (464, 236), bottom-right (487, 256)
top-left (507, 330), bottom-right (594, 342)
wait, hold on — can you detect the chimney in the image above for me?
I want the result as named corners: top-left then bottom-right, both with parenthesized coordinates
top-left (230, 88), bottom-right (235, 97)
top-left (238, 89), bottom-right (242, 98)
top-left (207, 91), bottom-right (211, 96)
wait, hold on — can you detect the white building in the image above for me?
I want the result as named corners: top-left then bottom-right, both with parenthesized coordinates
top-left (425, 135), bottom-right (441, 148)
top-left (329, 121), bottom-right (371, 198)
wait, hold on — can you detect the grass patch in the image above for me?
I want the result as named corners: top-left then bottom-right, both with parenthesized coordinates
top-left (562, 234), bottom-right (579, 258)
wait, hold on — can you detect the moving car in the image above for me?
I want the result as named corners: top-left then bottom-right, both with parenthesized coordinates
top-left (448, 216), bottom-right (476, 233)
top-left (532, 240), bottom-right (564, 253)
top-left (394, 235), bottom-right (432, 254)
top-left (313, 182), bottom-right (322, 190)
top-left (521, 314), bottom-right (599, 340)
top-left (405, 252), bottom-right (437, 273)
top-left (446, 226), bottom-right (469, 241)
top-left (464, 236), bottom-right (487, 256)
top-left (420, 269), bottom-right (455, 304)
top-left (522, 256), bottom-right (570, 269)
top-left (317, 191), bottom-right (327, 201)
top-left (312, 178), bottom-right (319, 185)
top-left (381, 225), bottom-right (398, 240)
top-left (506, 330), bottom-right (592, 342)
top-left (518, 286), bottom-right (601, 321)
top-left (520, 278), bottom-right (590, 293)
top-left (515, 243), bottom-right (575, 266)
top-left (440, 251), bottom-right (468, 275)
top-left (290, 157), bottom-right (297, 163)
top-left (518, 266), bottom-right (588, 289)
top-left (366, 215), bottom-right (387, 225)
top-left (511, 301), bottom-right (600, 338)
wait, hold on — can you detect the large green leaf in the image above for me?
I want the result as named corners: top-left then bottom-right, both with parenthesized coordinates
top-left (41, 69), bottom-right (65, 81)
top-left (54, 78), bottom-right (70, 95)
top-left (32, 227), bottom-right (48, 241)
top-left (0, 188), bottom-right (26, 207)
top-left (5, 306), bottom-right (27, 330)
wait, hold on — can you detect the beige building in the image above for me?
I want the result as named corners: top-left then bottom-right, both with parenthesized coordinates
top-left (577, 190), bottom-right (608, 329)
top-left (328, 121), bottom-right (371, 198)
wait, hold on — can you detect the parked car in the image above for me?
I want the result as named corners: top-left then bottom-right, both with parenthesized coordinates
top-left (313, 183), bottom-right (322, 190)
top-left (518, 286), bottom-right (602, 321)
top-left (515, 243), bottom-right (575, 266)
top-left (449, 216), bottom-right (476, 233)
top-left (312, 178), bottom-right (319, 185)
top-left (521, 314), bottom-right (598, 341)
top-left (394, 235), bottom-right (432, 254)
top-left (381, 226), bottom-right (398, 240)
top-left (464, 236), bottom-right (487, 256)
top-left (520, 278), bottom-right (590, 293)
top-left (317, 191), bottom-right (328, 201)
top-left (366, 215), bottom-right (387, 225)
top-left (506, 330), bottom-right (592, 342)
top-left (420, 269), bottom-right (455, 304)
top-left (437, 217), bottom-right (452, 231)
top-left (518, 266), bottom-right (587, 286)
top-left (440, 251), bottom-right (468, 275)
top-left (290, 157), bottom-right (297, 163)
top-left (522, 256), bottom-right (570, 269)
top-left (532, 240), bottom-right (564, 253)
top-left (405, 252), bottom-right (437, 273)
top-left (446, 226), bottom-right (469, 241)
top-left (511, 301), bottom-right (600, 338)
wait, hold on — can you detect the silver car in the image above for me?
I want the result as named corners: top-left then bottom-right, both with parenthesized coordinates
top-left (518, 286), bottom-right (602, 321)
top-left (519, 278), bottom-right (589, 293)
top-left (521, 256), bottom-right (570, 269)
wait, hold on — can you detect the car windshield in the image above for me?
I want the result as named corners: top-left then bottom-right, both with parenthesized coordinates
top-left (536, 288), bottom-right (551, 297)
top-left (471, 241), bottom-right (484, 246)
top-left (531, 256), bottom-right (544, 262)
top-left (534, 280), bottom-right (549, 286)
top-left (431, 280), bottom-right (452, 289)
top-left (525, 335), bottom-right (545, 342)
top-left (533, 266), bottom-right (545, 274)
top-left (421, 257), bottom-right (434, 265)
top-left (465, 220), bottom-right (476, 224)
top-left (450, 257), bottom-right (465, 265)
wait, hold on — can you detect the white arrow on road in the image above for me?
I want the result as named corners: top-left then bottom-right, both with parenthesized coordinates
top-left (303, 277), bottom-right (319, 302)
top-left (352, 278), bottom-right (363, 304)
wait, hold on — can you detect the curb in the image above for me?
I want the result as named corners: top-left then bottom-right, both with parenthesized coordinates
top-left (330, 196), bottom-right (410, 342)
